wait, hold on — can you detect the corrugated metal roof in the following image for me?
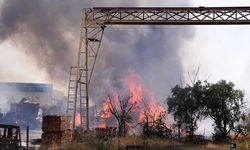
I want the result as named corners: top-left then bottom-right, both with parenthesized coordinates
top-left (0, 82), bottom-right (53, 92)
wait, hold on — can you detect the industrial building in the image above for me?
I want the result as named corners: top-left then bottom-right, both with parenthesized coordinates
top-left (0, 82), bottom-right (58, 129)
top-left (0, 82), bottom-right (53, 106)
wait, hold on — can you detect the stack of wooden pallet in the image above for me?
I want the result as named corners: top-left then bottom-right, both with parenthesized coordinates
top-left (42, 115), bottom-right (72, 145)
top-left (95, 127), bottom-right (117, 140)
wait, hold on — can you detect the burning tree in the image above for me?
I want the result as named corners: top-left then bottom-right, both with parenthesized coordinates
top-left (142, 110), bottom-right (171, 138)
top-left (107, 94), bottom-right (137, 137)
top-left (98, 72), bottom-right (168, 137)
top-left (140, 99), bottom-right (170, 137)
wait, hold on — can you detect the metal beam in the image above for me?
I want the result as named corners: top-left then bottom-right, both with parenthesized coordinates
top-left (84, 6), bottom-right (250, 25)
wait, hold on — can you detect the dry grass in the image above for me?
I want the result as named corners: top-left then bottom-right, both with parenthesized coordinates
top-left (238, 137), bottom-right (250, 150)
top-left (123, 136), bottom-right (180, 146)
top-left (41, 136), bottom-right (250, 150)
top-left (40, 142), bottom-right (95, 150)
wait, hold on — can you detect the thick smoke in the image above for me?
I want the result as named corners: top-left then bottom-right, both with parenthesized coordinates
top-left (0, 0), bottom-right (195, 103)
top-left (91, 26), bottom-right (194, 102)
top-left (0, 0), bottom-right (82, 82)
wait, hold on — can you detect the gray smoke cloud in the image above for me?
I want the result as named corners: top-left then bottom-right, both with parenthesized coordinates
top-left (0, 0), bottom-right (195, 103)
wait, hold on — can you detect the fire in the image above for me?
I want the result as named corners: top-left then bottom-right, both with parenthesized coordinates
top-left (126, 73), bottom-right (143, 105)
top-left (99, 71), bottom-right (167, 126)
top-left (148, 98), bottom-right (166, 121)
top-left (125, 71), bottom-right (167, 122)
top-left (182, 129), bottom-right (190, 136)
top-left (100, 99), bottom-right (112, 119)
top-left (99, 122), bottom-right (106, 128)
top-left (98, 92), bottom-right (118, 128)
top-left (75, 112), bottom-right (81, 126)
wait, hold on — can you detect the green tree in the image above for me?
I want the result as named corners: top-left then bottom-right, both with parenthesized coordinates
top-left (167, 85), bottom-right (187, 139)
top-left (204, 80), bottom-right (245, 140)
top-left (167, 81), bottom-right (206, 141)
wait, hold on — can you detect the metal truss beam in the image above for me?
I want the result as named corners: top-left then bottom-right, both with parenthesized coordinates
top-left (85, 6), bottom-right (250, 25)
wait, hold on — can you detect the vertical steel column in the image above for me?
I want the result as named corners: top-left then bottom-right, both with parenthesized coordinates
top-left (84, 26), bottom-right (89, 131)
top-left (72, 11), bottom-right (85, 131)
top-left (79, 76), bottom-right (83, 131)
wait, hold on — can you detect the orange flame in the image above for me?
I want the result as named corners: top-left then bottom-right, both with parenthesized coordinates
top-left (75, 112), bottom-right (81, 126)
top-left (182, 129), bottom-right (190, 136)
top-left (100, 99), bottom-right (112, 119)
top-left (126, 71), bottom-right (167, 122)
top-left (99, 122), bottom-right (107, 128)
top-left (126, 73), bottom-right (143, 105)
top-left (99, 71), bottom-right (167, 125)
top-left (148, 98), bottom-right (166, 121)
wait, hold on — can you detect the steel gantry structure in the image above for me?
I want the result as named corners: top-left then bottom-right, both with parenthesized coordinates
top-left (66, 6), bottom-right (250, 131)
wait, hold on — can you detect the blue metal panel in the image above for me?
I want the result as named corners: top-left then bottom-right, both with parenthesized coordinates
top-left (0, 83), bottom-right (53, 92)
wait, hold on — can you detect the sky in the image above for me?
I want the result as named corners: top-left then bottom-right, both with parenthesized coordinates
top-left (0, 0), bottom-right (250, 135)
